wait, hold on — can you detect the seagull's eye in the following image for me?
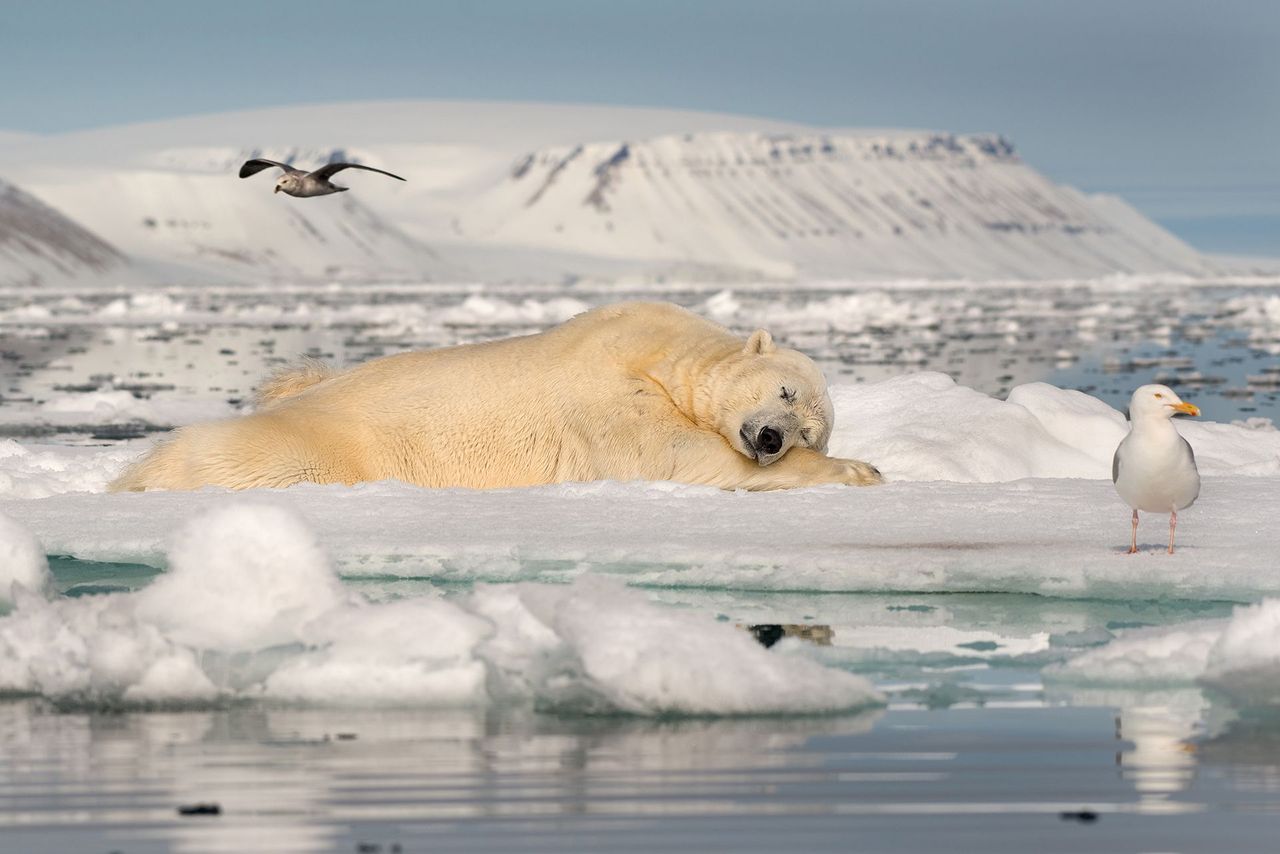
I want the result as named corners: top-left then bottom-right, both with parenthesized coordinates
top-left (1154, 393), bottom-right (1164, 399)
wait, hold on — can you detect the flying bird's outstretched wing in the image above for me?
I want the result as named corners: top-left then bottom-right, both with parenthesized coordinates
top-left (309, 162), bottom-right (407, 182)
top-left (239, 159), bottom-right (301, 179)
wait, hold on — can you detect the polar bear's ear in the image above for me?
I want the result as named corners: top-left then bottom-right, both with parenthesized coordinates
top-left (744, 329), bottom-right (776, 355)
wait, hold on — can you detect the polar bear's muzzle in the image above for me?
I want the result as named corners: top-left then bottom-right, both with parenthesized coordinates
top-left (740, 424), bottom-right (787, 466)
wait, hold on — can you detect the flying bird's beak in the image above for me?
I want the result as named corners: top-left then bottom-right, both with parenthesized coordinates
top-left (274, 186), bottom-right (281, 194)
top-left (1170, 402), bottom-right (1200, 417)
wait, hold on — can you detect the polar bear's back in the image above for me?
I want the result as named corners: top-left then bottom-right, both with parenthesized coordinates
top-left (110, 302), bottom-right (749, 492)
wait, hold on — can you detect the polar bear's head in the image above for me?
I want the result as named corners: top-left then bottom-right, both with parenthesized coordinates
top-left (712, 329), bottom-right (835, 467)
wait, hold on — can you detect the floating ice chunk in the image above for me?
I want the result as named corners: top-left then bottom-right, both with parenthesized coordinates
top-left (134, 502), bottom-right (351, 650)
top-left (0, 503), bottom-right (877, 714)
top-left (434, 295), bottom-right (590, 326)
top-left (0, 513), bottom-right (51, 603)
top-left (1045, 621), bottom-right (1223, 686)
top-left (1202, 599), bottom-right (1280, 708)
top-left (1053, 598), bottom-right (1280, 711)
top-left (264, 597), bottom-right (491, 706)
top-left (475, 576), bottom-right (883, 715)
top-left (0, 591), bottom-right (205, 701)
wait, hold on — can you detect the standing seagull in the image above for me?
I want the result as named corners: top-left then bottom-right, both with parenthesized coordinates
top-left (238, 159), bottom-right (406, 197)
top-left (1112, 384), bottom-right (1201, 555)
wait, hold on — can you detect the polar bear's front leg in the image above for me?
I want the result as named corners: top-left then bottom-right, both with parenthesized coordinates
top-left (669, 433), bottom-right (883, 491)
top-left (730, 446), bottom-right (884, 490)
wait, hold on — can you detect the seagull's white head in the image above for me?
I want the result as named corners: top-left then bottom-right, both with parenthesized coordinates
top-left (1128, 384), bottom-right (1200, 422)
top-left (274, 174), bottom-right (298, 194)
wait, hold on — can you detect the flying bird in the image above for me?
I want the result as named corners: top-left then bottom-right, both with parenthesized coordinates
top-left (238, 159), bottom-right (406, 197)
top-left (1112, 384), bottom-right (1201, 555)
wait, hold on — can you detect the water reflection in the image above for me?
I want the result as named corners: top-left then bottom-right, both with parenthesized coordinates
top-left (7, 691), bottom-right (1280, 850)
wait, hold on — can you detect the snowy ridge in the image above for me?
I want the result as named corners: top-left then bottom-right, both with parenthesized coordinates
top-left (0, 177), bottom-right (126, 287)
top-left (0, 101), bottom-right (1217, 283)
top-left (460, 129), bottom-right (1214, 279)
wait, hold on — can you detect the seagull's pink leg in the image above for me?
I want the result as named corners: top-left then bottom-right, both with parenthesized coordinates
top-left (1168, 509), bottom-right (1177, 555)
top-left (1129, 509), bottom-right (1139, 554)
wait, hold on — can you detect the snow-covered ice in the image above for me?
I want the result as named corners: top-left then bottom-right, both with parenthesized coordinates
top-left (1, 373), bottom-right (1278, 601)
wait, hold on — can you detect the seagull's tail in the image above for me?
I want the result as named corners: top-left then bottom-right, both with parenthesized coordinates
top-left (253, 358), bottom-right (335, 407)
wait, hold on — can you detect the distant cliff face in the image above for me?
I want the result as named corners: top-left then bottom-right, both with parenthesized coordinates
top-left (460, 131), bottom-right (1212, 279)
top-left (0, 179), bottom-right (125, 287)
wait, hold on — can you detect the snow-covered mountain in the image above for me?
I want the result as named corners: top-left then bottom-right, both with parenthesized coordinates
top-left (0, 177), bottom-right (126, 287)
top-left (0, 101), bottom-right (1218, 283)
top-left (461, 131), bottom-right (1214, 279)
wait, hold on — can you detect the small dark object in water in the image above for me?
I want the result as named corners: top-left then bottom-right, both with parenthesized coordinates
top-left (90, 425), bottom-right (149, 441)
top-left (747, 624), bottom-right (785, 648)
top-left (1059, 809), bottom-right (1098, 823)
top-left (177, 802), bottom-right (221, 816)
top-left (356, 844), bottom-right (381, 853)
top-left (336, 732), bottom-right (358, 740)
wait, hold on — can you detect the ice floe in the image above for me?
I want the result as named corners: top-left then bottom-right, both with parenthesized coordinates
top-left (1050, 599), bottom-right (1280, 711)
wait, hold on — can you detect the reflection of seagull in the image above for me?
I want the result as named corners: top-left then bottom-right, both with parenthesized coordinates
top-left (238, 159), bottom-right (406, 197)
top-left (1112, 384), bottom-right (1200, 555)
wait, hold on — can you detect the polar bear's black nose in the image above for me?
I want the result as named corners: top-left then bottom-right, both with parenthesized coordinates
top-left (757, 426), bottom-right (783, 456)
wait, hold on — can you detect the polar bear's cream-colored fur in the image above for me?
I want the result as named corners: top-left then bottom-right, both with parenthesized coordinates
top-left (110, 302), bottom-right (882, 492)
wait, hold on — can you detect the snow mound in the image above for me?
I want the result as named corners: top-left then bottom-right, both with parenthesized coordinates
top-left (134, 503), bottom-right (351, 650)
top-left (829, 373), bottom-right (1280, 482)
top-left (0, 440), bottom-right (138, 499)
top-left (0, 513), bottom-right (50, 603)
top-left (0, 501), bottom-right (880, 713)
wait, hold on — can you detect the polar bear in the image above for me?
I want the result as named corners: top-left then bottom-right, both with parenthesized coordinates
top-left (110, 302), bottom-right (882, 492)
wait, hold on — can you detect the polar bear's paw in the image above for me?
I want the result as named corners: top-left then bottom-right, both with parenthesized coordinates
top-left (831, 458), bottom-right (884, 486)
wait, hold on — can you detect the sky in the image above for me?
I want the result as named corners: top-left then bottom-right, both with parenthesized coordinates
top-left (2, 0), bottom-right (1277, 255)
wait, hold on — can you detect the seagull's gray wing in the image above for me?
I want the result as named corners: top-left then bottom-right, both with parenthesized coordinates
top-left (1111, 446), bottom-right (1122, 483)
top-left (308, 162), bottom-right (406, 182)
top-left (1180, 435), bottom-right (1197, 468)
top-left (239, 159), bottom-right (302, 179)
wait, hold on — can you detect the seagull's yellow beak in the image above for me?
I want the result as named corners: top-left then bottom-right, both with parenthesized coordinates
top-left (1171, 401), bottom-right (1200, 416)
